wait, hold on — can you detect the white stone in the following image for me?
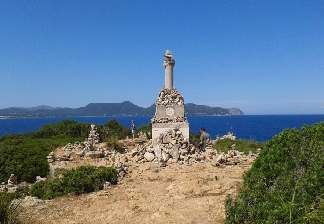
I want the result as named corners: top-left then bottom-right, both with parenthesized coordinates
top-left (144, 152), bottom-right (155, 162)
top-left (35, 176), bottom-right (47, 183)
top-left (161, 151), bottom-right (170, 162)
top-left (215, 153), bottom-right (226, 164)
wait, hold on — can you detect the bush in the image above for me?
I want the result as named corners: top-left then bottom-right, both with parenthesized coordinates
top-left (106, 140), bottom-right (125, 153)
top-left (225, 123), bottom-right (324, 224)
top-left (32, 120), bottom-right (90, 139)
top-left (0, 137), bottom-right (50, 183)
top-left (31, 166), bottom-right (118, 200)
top-left (0, 119), bottom-right (129, 183)
top-left (189, 132), bottom-right (200, 146)
top-left (214, 139), bottom-right (263, 154)
top-left (0, 120), bottom-right (91, 183)
top-left (137, 123), bottom-right (152, 139)
top-left (0, 192), bottom-right (20, 224)
top-left (101, 120), bottom-right (129, 141)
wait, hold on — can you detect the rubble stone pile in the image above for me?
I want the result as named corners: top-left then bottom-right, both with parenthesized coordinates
top-left (63, 142), bottom-right (84, 152)
top-left (46, 125), bottom-right (259, 184)
top-left (213, 149), bottom-right (258, 167)
top-left (48, 124), bottom-right (109, 163)
top-left (0, 174), bottom-right (18, 193)
top-left (130, 129), bottom-right (208, 165)
top-left (156, 88), bottom-right (184, 106)
top-left (0, 174), bottom-right (30, 193)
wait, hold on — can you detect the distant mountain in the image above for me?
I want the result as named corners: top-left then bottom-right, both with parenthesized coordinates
top-left (0, 101), bottom-right (243, 117)
top-left (27, 105), bottom-right (58, 111)
top-left (184, 103), bottom-right (243, 116)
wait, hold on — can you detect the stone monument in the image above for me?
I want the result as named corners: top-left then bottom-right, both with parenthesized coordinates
top-left (151, 50), bottom-right (189, 145)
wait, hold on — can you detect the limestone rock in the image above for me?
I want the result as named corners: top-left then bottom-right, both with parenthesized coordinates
top-left (144, 152), bottom-right (155, 162)
top-left (35, 176), bottom-right (47, 183)
top-left (214, 153), bottom-right (227, 165)
top-left (7, 174), bottom-right (17, 186)
top-left (13, 196), bottom-right (45, 208)
top-left (161, 151), bottom-right (170, 162)
top-left (85, 151), bottom-right (104, 159)
top-left (103, 181), bottom-right (111, 189)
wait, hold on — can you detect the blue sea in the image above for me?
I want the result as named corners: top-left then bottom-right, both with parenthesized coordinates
top-left (0, 115), bottom-right (323, 141)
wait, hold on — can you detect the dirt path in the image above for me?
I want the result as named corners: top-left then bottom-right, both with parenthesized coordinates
top-left (21, 160), bottom-right (253, 224)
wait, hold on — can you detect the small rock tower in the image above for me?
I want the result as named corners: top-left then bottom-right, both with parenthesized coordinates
top-left (151, 50), bottom-right (189, 145)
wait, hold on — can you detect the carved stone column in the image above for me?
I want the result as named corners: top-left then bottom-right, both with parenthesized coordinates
top-left (163, 50), bottom-right (175, 89)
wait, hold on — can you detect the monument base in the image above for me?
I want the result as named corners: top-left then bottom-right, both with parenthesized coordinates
top-left (152, 121), bottom-right (189, 146)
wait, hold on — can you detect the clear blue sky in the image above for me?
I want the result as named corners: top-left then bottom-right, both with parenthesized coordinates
top-left (0, 0), bottom-right (323, 114)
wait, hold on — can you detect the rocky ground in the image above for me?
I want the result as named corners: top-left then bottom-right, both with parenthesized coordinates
top-left (18, 157), bottom-right (254, 224)
top-left (14, 126), bottom-right (258, 224)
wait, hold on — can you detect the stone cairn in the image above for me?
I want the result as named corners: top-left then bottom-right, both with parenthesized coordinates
top-left (84, 124), bottom-right (100, 151)
top-left (47, 124), bottom-right (129, 179)
top-left (48, 124), bottom-right (106, 163)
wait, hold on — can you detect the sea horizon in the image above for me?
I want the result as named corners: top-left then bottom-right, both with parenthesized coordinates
top-left (1, 114), bottom-right (323, 142)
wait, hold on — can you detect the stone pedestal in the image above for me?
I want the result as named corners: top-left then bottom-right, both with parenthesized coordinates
top-left (152, 121), bottom-right (189, 145)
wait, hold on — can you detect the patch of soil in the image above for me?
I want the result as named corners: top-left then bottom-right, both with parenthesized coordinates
top-left (20, 159), bottom-right (253, 224)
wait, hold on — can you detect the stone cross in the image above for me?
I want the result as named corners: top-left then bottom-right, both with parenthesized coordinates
top-left (163, 50), bottom-right (175, 89)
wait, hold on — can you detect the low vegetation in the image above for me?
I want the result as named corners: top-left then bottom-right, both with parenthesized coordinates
top-left (106, 139), bottom-right (125, 153)
top-left (31, 166), bottom-right (118, 200)
top-left (137, 123), bottom-right (152, 139)
top-left (0, 192), bottom-right (19, 224)
top-left (214, 138), bottom-right (263, 154)
top-left (189, 132), bottom-right (200, 146)
top-left (0, 190), bottom-right (29, 224)
top-left (190, 132), bottom-right (263, 154)
top-left (100, 119), bottom-right (130, 141)
top-left (0, 120), bottom-right (129, 183)
top-left (225, 123), bottom-right (324, 224)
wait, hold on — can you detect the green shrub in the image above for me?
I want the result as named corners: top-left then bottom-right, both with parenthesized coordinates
top-left (101, 119), bottom-right (129, 141)
top-left (214, 139), bottom-right (263, 154)
top-left (0, 192), bottom-right (20, 224)
top-left (0, 120), bottom-right (128, 183)
top-left (225, 123), bottom-right (324, 224)
top-left (0, 137), bottom-right (50, 183)
top-left (189, 132), bottom-right (200, 146)
top-left (137, 123), bottom-right (152, 139)
top-left (106, 140), bottom-right (125, 153)
top-left (31, 166), bottom-right (118, 199)
top-left (0, 120), bottom-right (91, 183)
top-left (32, 120), bottom-right (90, 139)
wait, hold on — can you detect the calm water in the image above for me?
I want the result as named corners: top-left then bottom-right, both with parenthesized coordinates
top-left (0, 115), bottom-right (323, 141)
